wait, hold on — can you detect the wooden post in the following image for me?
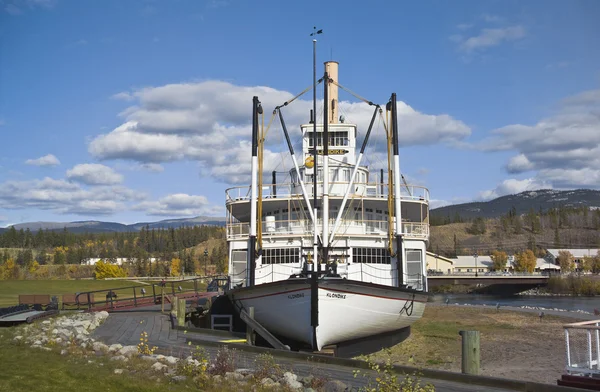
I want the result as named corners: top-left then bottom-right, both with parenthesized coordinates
top-left (459, 330), bottom-right (480, 375)
top-left (171, 295), bottom-right (178, 318)
top-left (160, 286), bottom-right (165, 313)
top-left (246, 306), bottom-right (255, 345)
top-left (177, 298), bottom-right (186, 327)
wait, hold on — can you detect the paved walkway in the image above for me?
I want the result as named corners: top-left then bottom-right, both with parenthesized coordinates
top-left (92, 311), bottom-right (524, 392)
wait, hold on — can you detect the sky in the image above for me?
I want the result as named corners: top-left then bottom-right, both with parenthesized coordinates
top-left (0, 0), bottom-right (599, 226)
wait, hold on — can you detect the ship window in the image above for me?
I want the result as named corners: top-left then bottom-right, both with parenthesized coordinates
top-left (261, 248), bottom-right (300, 264)
top-left (328, 131), bottom-right (348, 147)
top-left (343, 169), bottom-right (351, 182)
top-left (353, 247), bottom-right (391, 264)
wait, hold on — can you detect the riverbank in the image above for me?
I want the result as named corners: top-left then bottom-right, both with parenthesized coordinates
top-left (367, 305), bottom-right (591, 385)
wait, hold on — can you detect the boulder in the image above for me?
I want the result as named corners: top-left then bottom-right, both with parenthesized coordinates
top-left (323, 380), bottom-right (348, 392)
top-left (151, 362), bottom-right (168, 371)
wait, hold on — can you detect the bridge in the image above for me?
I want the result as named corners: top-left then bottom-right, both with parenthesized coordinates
top-left (427, 274), bottom-right (549, 294)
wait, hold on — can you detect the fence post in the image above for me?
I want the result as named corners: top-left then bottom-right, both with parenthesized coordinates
top-left (246, 306), bottom-right (255, 345)
top-left (171, 295), bottom-right (178, 318)
top-left (459, 330), bottom-right (480, 375)
top-left (160, 286), bottom-right (165, 313)
top-left (133, 287), bottom-right (137, 307)
top-left (177, 298), bottom-right (186, 327)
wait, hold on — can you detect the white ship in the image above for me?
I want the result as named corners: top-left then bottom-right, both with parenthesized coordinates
top-left (224, 59), bottom-right (430, 355)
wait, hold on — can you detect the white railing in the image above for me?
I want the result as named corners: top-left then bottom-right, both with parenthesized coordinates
top-left (225, 182), bottom-right (430, 203)
top-left (564, 320), bottom-right (600, 376)
top-left (226, 220), bottom-right (428, 240)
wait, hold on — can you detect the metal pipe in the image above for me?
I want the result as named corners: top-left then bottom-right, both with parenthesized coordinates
top-left (272, 171), bottom-right (277, 197)
top-left (322, 70), bottom-right (329, 267)
top-left (329, 106), bottom-right (379, 245)
top-left (391, 93), bottom-right (404, 287)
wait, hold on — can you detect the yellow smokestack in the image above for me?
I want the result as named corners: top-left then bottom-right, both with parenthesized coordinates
top-left (325, 61), bottom-right (339, 124)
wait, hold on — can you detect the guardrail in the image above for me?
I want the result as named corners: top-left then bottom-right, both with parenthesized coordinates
top-left (564, 319), bottom-right (600, 376)
top-left (225, 182), bottom-right (430, 202)
top-left (227, 220), bottom-right (428, 240)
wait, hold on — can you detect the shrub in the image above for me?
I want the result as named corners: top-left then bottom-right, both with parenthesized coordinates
top-left (94, 260), bottom-right (128, 279)
top-left (209, 346), bottom-right (236, 376)
top-left (136, 331), bottom-right (157, 355)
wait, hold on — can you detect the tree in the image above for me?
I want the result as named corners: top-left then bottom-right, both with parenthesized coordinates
top-left (490, 250), bottom-right (508, 271)
top-left (467, 217), bottom-right (486, 235)
top-left (514, 250), bottom-right (536, 273)
top-left (583, 251), bottom-right (600, 274)
top-left (170, 258), bottom-right (181, 277)
top-left (557, 250), bottom-right (574, 273)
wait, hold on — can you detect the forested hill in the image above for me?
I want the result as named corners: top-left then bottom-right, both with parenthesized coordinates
top-left (0, 216), bottom-right (226, 234)
top-left (431, 189), bottom-right (600, 221)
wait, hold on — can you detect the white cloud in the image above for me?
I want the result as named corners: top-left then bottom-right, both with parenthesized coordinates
top-left (456, 24), bottom-right (472, 31)
top-left (134, 193), bottom-right (222, 216)
top-left (477, 89), bottom-right (600, 188)
top-left (0, 177), bottom-right (142, 215)
top-left (506, 153), bottom-right (534, 173)
top-left (477, 178), bottom-right (551, 201)
top-left (66, 163), bottom-right (124, 185)
top-left (90, 80), bottom-right (470, 184)
top-left (25, 154), bottom-right (60, 167)
top-left (457, 25), bottom-right (526, 52)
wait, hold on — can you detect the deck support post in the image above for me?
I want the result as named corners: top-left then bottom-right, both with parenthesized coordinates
top-left (246, 306), bottom-right (255, 345)
top-left (177, 298), bottom-right (186, 327)
top-left (459, 330), bottom-right (480, 375)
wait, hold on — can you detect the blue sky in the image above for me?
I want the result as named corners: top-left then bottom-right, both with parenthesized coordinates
top-left (0, 0), bottom-right (599, 226)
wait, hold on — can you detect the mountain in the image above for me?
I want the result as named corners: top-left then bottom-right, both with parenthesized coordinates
top-left (431, 189), bottom-right (600, 220)
top-left (2, 216), bottom-right (226, 233)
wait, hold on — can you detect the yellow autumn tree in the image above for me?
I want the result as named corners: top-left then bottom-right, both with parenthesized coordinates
top-left (170, 258), bottom-right (181, 277)
top-left (514, 250), bottom-right (536, 273)
top-left (490, 250), bottom-right (508, 271)
top-left (0, 258), bottom-right (20, 280)
top-left (557, 250), bottom-right (575, 273)
top-left (94, 260), bottom-right (128, 279)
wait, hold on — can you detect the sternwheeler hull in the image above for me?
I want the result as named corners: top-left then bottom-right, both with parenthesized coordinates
top-left (228, 278), bottom-right (427, 350)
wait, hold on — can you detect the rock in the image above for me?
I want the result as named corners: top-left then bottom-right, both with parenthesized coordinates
top-left (225, 371), bottom-right (244, 381)
top-left (92, 342), bottom-right (108, 353)
top-left (171, 375), bottom-right (187, 382)
top-left (261, 378), bottom-right (277, 387)
top-left (51, 329), bottom-right (59, 335)
top-left (60, 349), bottom-right (68, 355)
top-left (114, 369), bottom-right (124, 375)
top-left (162, 356), bottom-right (178, 365)
top-left (323, 380), bottom-right (348, 392)
top-left (304, 389), bottom-right (316, 392)
top-left (118, 345), bottom-right (138, 358)
top-left (283, 371), bottom-right (303, 390)
top-left (212, 375), bottom-right (222, 383)
top-left (141, 355), bottom-right (156, 361)
top-left (42, 320), bottom-right (51, 325)
top-left (110, 355), bottom-right (129, 362)
top-left (151, 362), bottom-right (168, 371)
top-left (108, 344), bottom-right (123, 353)
top-left (13, 336), bottom-right (23, 342)
top-left (33, 340), bottom-right (42, 346)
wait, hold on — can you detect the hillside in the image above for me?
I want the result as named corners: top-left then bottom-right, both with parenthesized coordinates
top-left (2, 216), bottom-right (226, 233)
top-left (431, 189), bottom-right (600, 220)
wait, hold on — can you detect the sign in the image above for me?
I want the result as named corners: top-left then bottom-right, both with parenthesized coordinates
top-left (309, 149), bottom-right (348, 155)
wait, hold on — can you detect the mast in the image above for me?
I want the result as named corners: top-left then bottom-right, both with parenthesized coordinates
top-left (312, 38), bottom-right (319, 270)
top-left (390, 93), bottom-right (404, 287)
top-left (248, 96), bottom-right (262, 287)
top-left (322, 68), bottom-right (330, 269)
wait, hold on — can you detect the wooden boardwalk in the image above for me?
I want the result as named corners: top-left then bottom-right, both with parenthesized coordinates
top-left (92, 311), bottom-right (525, 392)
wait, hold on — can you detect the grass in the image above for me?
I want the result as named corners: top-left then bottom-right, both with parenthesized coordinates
top-left (365, 305), bottom-right (567, 372)
top-left (0, 333), bottom-right (194, 392)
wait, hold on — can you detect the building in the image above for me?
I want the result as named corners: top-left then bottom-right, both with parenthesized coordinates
top-left (452, 255), bottom-right (493, 274)
top-left (535, 258), bottom-right (561, 274)
top-left (545, 248), bottom-right (600, 271)
top-left (425, 252), bottom-right (454, 274)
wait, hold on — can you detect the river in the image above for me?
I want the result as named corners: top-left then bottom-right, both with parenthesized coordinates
top-left (429, 294), bottom-right (599, 313)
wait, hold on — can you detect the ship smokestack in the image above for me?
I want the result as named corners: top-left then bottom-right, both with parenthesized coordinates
top-left (325, 61), bottom-right (339, 124)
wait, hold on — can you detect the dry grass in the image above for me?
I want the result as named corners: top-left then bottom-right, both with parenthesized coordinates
top-left (366, 306), bottom-right (574, 384)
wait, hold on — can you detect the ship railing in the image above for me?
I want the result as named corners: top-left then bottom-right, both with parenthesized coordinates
top-left (564, 319), bottom-right (600, 377)
top-left (225, 182), bottom-right (429, 202)
top-left (226, 220), bottom-right (428, 240)
top-left (228, 263), bottom-right (425, 291)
